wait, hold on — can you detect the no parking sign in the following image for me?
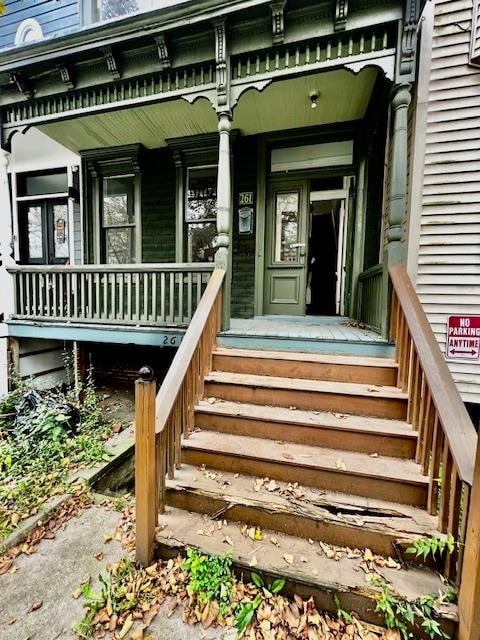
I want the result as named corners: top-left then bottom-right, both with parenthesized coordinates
top-left (446, 316), bottom-right (480, 361)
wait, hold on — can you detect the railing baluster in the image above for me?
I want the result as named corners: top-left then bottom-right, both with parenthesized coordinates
top-left (119, 272), bottom-right (124, 321)
top-left (126, 272), bottom-right (132, 322)
top-left (439, 445), bottom-right (453, 533)
top-left (179, 271), bottom-right (184, 324)
top-left (445, 465), bottom-right (462, 580)
top-left (160, 272), bottom-right (166, 323)
top-left (169, 272), bottom-right (175, 323)
top-left (151, 272), bottom-right (157, 322)
top-left (135, 272), bottom-right (140, 322)
top-left (87, 273), bottom-right (93, 320)
top-left (427, 414), bottom-right (442, 515)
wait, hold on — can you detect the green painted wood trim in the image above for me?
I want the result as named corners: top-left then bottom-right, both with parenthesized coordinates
top-left (254, 136), bottom-right (267, 316)
top-left (7, 321), bottom-right (185, 347)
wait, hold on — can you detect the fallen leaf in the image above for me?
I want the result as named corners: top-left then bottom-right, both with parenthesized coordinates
top-left (71, 589), bottom-right (82, 599)
top-left (254, 527), bottom-right (263, 541)
top-left (367, 386), bottom-right (380, 393)
top-left (11, 513), bottom-right (20, 526)
top-left (223, 536), bottom-right (234, 546)
top-left (312, 568), bottom-right (319, 576)
top-left (300, 556), bottom-right (308, 563)
top-left (370, 453), bottom-right (379, 458)
top-left (282, 453), bottom-right (294, 460)
top-left (249, 556), bottom-right (258, 567)
top-left (270, 536), bottom-right (279, 547)
top-left (103, 534), bottom-right (113, 543)
top-left (364, 548), bottom-right (374, 562)
top-left (335, 458), bottom-right (347, 471)
top-left (254, 478), bottom-right (265, 492)
top-left (119, 613), bottom-right (133, 638)
top-left (282, 553), bottom-right (294, 564)
top-left (266, 479), bottom-right (279, 492)
top-left (207, 397), bottom-right (216, 404)
top-left (7, 618), bottom-right (16, 625)
top-left (95, 551), bottom-right (105, 561)
top-left (27, 601), bottom-right (43, 613)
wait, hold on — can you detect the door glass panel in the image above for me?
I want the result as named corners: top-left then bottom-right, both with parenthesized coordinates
top-left (187, 222), bottom-right (217, 262)
top-left (105, 227), bottom-right (135, 264)
top-left (27, 206), bottom-right (43, 259)
top-left (53, 204), bottom-right (69, 259)
top-left (274, 191), bottom-right (299, 263)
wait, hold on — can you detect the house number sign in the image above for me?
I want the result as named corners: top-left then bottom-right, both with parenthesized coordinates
top-left (239, 192), bottom-right (254, 205)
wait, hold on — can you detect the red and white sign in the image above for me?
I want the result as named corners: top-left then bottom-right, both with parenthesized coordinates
top-left (446, 316), bottom-right (480, 360)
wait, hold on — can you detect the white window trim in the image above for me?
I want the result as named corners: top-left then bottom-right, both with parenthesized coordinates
top-left (15, 18), bottom-right (43, 46)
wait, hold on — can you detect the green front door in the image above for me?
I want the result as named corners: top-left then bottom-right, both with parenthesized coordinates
top-left (263, 182), bottom-right (309, 315)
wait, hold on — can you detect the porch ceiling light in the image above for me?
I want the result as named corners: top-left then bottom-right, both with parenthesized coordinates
top-left (309, 91), bottom-right (319, 109)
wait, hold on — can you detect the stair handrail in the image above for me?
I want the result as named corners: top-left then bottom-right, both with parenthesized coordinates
top-left (389, 265), bottom-right (477, 581)
top-left (134, 268), bottom-right (224, 565)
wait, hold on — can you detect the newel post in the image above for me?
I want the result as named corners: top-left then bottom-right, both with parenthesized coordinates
top-left (135, 366), bottom-right (157, 567)
top-left (458, 436), bottom-right (480, 640)
top-left (215, 111), bottom-right (232, 330)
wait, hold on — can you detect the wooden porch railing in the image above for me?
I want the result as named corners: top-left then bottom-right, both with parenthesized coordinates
top-left (135, 268), bottom-right (225, 565)
top-left (7, 263), bottom-right (213, 327)
top-left (357, 263), bottom-right (383, 331)
top-left (389, 266), bottom-right (477, 585)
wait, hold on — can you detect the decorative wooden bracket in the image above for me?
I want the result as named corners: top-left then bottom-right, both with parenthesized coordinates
top-left (213, 18), bottom-right (229, 110)
top-left (10, 72), bottom-right (34, 99)
top-left (58, 64), bottom-right (75, 90)
top-left (399, 0), bottom-right (419, 76)
top-left (100, 45), bottom-right (121, 80)
top-left (154, 34), bottom-right (171, 69)
top-left (334, 0), bottom-right (348, 32)
top-left (270, 0), bottom-right (286, 45)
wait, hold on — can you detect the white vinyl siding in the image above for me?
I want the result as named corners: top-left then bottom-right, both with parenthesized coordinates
top-left (417, 0), bottom-right (480, 404)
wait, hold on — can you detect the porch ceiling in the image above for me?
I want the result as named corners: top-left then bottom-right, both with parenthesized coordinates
top-left (38, 67), bottom-right (378, 152)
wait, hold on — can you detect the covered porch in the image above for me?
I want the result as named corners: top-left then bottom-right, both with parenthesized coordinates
top-left (3, 63), bottom-right (404, 345)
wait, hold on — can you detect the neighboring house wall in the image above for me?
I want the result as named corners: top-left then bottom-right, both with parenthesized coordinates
top-left (414, 0), bottom-right (480, 403)
top-left (0, 0), bottom-right (80, 50)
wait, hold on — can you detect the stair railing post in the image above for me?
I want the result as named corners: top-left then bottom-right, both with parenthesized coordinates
top-left (458, 435), bottom-right (480, 640)
top-left (135, 365), bottom-right (157, 567)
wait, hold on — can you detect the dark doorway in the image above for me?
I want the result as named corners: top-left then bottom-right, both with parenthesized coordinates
top-left (306, 199), bottom-right (340, 316)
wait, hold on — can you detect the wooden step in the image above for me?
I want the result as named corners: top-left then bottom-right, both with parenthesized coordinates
top-left (195, 400), bottom-right (417, 458)
top-left (181, 431), bottom-right (429, 506)
top-left (213, 347), bottom-right (399, 386)
top-left (156, 507), bottom-right (456, 634)
top-left (166, 465), bottom-right (438, 558)
top-left (204, 372), bottom-right (408, 420)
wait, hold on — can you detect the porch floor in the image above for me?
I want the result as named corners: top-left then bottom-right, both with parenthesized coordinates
top-left (219, 316), bottom-right (392, 357)
top-left (226, 315), bottom-right (386, 342)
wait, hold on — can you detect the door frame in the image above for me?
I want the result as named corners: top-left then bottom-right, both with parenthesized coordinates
top-left (254, 132), bottom-right (358, 317)
top-left (18, 198), bottom-right (70, 265)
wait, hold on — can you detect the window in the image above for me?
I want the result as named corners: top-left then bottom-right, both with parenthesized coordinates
top-left (102, 175), bottom-right (136, 264)
top-left (185, 167), bottom-right (217, 263)
top-left (274, 191), bottom-right (300, 263)
top-left (82, 144), bottom-right (142, 265)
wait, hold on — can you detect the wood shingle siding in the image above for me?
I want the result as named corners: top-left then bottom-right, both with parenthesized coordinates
top-left (416, 0), bottom-right (480, 403)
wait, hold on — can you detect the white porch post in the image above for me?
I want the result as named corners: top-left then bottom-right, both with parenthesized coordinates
top-left (0, 147), bottom-right (14, 397)
top-left (215, 111), bottom-right (232, 330)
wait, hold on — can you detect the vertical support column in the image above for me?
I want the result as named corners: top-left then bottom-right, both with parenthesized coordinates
top-left (0, 147), bottom-right (14, 398)
top-left (215, 112), bottom-right (232, 331)
top-left (458, 438), bottom-right (480, 640)
top-left (135, 366), bottom-right (157, 567)
top-left (381, 83), bottom-right (412, 335)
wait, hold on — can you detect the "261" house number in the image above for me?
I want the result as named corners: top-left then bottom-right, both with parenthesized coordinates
top-left (239, 192), bottom-right (254, 206)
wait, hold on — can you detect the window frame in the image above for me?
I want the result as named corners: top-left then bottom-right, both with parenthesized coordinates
top-left (184, 164), bottom-right (218, 263)
top-left (101, 173), bottom-right (137, 264)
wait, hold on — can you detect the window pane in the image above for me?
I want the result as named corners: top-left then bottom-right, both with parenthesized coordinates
top-left (103, 176), bottom-right (134, 226)
top-left (186, 168), bottom-right (217, 222)
top-left (53, 204), bottom-right (69, 260)
top-left (105, 227), bottom-right (135, 264)
top-left (274, 191), bottom-right (299, 263)
top-left (101, 0), bottom-right (140, 19)
top-left (27, 206), bottom-right (43, 259)
top-left (24, 171), bottom-right (68, 196)
top-left (187, 222), bottom-right (217, 263)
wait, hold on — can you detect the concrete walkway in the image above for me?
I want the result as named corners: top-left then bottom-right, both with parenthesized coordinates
top-left (0, 505), bottom-right (226, 640)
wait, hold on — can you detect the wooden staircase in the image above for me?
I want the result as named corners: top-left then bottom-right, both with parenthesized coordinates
top-left (135, 267), bottom-right (479, 636)
top-left (155, 346), bottom-right (454, 628)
